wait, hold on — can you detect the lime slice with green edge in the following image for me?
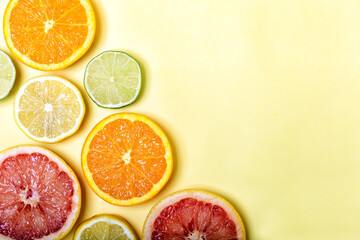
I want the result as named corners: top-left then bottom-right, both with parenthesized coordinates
top-left (84, 51), bottom-right (141, 108)
top-left (0, 50), bottom-right (16, 100)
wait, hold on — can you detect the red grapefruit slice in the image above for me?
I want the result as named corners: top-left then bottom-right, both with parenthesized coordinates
top-left (0, 146), bottom-right (81, 240)
top-left (143, 189), bottom-right (246, 240)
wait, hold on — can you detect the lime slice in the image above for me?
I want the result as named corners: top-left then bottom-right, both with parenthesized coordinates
top-left (84, 51), bottom-right (142, 108)
top-left (0, 50), bottom-right (16, 100)
top-left (73, 214), bottom-right (138, 240)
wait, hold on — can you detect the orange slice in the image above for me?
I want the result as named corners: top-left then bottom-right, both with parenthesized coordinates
top-left (81, 113), bottom-right (173, 206)
top-left (3, 0), bottom-right (96, 71)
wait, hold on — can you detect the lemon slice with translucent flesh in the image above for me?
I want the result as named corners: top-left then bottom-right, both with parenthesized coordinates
top-left (73, 214), bottom-right (138, 240)
top-left (84, 51), bottom-right (141, 108)
top-left (14, 76), bottom-right (85, 143)
top-left (0, 50), bottom-right (16, 100)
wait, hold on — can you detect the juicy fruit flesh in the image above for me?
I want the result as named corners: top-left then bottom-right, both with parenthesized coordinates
top-left (87, 119), bottom-right (166, 200)
top-left (0, 52), bottom-right (15, 98)
top-left (80, 221), bottom-right (131, 240)
top-left (85, 52), bottom-right (141, 107)
top-left (9, 0), bottom-right (88, 64)
top-left (17, 79), bottom-right (81, 139)
top-left (152, 198), bottom-right (238, 240)
top-left (0, 152), bottom-right (74, 240)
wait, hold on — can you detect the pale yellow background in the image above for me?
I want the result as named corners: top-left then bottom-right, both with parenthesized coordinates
top-left (1, 0), bottom-right (360, 239)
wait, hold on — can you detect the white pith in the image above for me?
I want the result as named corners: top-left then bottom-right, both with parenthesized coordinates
top-left (19, 187), bottom-right (40, 207)
top-left (44, 20), bottom-right (54, 33)
top-left (123, 150), bottom-right (131, 164)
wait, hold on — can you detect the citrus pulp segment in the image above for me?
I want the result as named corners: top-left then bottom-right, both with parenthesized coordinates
top-left (0, 145), bottom-right (81, 240)
top-left (84, 51), bottom-right (142, 108)
top-left (3, 0), bottom-right (96, 71)
top-left (14, 76), bottom-right (85, 143)
top-left (73, 214), bottom-right (138, 240)
top-left (0, 50), bottom-right (16, 100)
top-left (82, 113), bottom-right (172, 206)
top-left (143, 189), bottom-right (246, 240)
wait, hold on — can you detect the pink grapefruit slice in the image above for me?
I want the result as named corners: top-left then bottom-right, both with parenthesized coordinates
top-left (0, 145), bottom-right (81, 240)
top-left (143, 189), bottom-right (246, 240)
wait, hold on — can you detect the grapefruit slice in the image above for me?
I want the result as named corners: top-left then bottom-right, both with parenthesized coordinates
top-left (0, 145), bottom-right (81, 240)
top-left (82, 113), bottom-right (173, 206)
top-left (143, 190), bottom-right (246, 240)
top-left (3, 0), bottom-right (96, 71)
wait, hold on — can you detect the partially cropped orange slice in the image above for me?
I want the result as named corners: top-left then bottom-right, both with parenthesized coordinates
top-left (3, 0), bottom-right (96, 71)
top-left (82, 113), bottom-right (173, 206)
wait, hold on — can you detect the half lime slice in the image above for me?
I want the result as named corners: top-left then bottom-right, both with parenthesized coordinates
top-left (84, 51), bottom-right (141, 108)
top-left (0, 50), bottom-right (16, 100)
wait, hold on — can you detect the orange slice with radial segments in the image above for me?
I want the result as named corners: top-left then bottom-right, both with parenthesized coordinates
top-left (82, 113), bottom-right (173, 206)
top-left (3, 0), bottom-right (96, 71)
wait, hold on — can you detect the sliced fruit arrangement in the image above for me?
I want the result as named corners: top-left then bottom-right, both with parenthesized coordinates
top-left (73, 214), bottom-right (138, 240)
top-left (14, 76), bottom-right (85, 143)
top-left (82, 113), bottom-right (172, 206)
top-left (0, 145), bottom-right (81, 240)
top-left (143, 189), bottom-right (246, 240)
top-left (3, 0), bottom-right (96, 71)
top-left (84, 51), bottom-right (142, 108)
top-left (0, 50), bottom-right (16, 100)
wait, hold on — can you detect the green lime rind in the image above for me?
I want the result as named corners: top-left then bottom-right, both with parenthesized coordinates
top-left (84, 50), bottom-right (142, 109)
top-left (0, 50), bottom-right (16, 100)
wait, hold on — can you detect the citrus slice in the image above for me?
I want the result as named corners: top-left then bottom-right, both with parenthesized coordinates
top-left (14, 76), bottom-right (85, 143)
top-left (3, 0), bottom-right (96, 71)
top-left (143, 189), bottom-right (246, 240)
top-left (0, 145), bottom-right (81, 240)
top-left (73, 214), bottom-right (138, 240)
top-left (0, 50), bottom-right (16, 100)
top-left (84, 51), bottom-right (142, 108)
top-left (82, 113), bottom-right (172, 206)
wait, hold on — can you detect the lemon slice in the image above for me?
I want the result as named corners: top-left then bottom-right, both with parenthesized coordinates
top-left (73, 214), bottom-right (138, 240)
top-left (14, 76), bottom-right (85, 143)
top-left (84, 51), bottom-right (142, 108)
top-left (0, 50), bottom-right (16, 100)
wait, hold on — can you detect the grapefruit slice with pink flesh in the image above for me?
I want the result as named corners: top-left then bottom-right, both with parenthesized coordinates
top-left (0, 146), bottom-right (81, 240)
top-left (143, 189), bottom-right (246, 240)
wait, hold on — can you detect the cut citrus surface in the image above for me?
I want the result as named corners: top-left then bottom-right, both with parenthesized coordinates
top-left (0, 145), bottom-right (81, 240)
top-left (3, 0), bottom-right (96, 71)
top-left (84, 51), bottom-right (142, 108)
top-left (143, 189), bottom-right (246, 240)
top-left (73, 214), bottom-right (138, 240)
top-left (0, 50), bottom-right (16, 100)
top-left (14, 76), bottom-right (85, 143)
top-left (82, 113), bottom-right (172, 206)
